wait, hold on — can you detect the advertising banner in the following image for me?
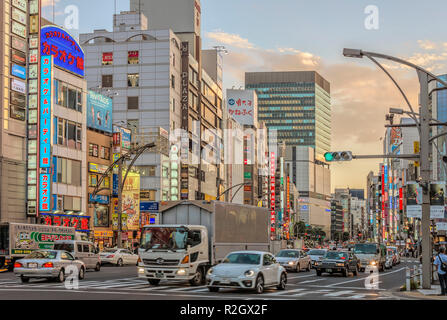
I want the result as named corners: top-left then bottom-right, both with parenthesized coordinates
top-left (113, 126), bottom-right (131, 154)
top-left (40, 26), bottom-right (85, 77)
top-left (12, 21), bottom-right (26, 38)
top-left (122, 172), bottom-right (140, 231)
top-left (430, 182), bottom-right (446, 219)
top-left (39, 56), bottom-right (52, 168)
top-left (87, 91), bottom-right (112, 133)
top-left (406, 182), bottom-right (422, 219)
top-left (12, 36), bottom-right (26, 52)
top-left (11, 78), bottom-right (26, 94)
top-left (11, 64), bottom-right (26, 79)
top-left (227, 89), bottom-right (257, 126)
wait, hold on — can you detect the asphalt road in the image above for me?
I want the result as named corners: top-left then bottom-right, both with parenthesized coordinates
top-left (0, 258), bottom-right (421, 300)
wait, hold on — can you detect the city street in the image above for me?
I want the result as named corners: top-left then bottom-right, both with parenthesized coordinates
top-left (0, 259), bottom-right (421, 300)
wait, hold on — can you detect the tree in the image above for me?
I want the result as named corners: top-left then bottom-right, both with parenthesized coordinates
top-left (342, 232), bottom-right (350, 242)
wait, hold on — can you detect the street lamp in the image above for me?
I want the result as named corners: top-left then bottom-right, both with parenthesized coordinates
top-left (344, 47), bottom-right (447, 289)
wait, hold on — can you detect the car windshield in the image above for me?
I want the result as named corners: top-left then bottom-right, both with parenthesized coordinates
top-left (354, 244), bottom-right (378, 254)
top-left (25, 251), bottom-right (57, 259)
top-left (308, 249), bottom-right (326, 256)
top-left (53, 243), bottom-right (74, 252)
top-left (223, 253), bottom-right (261, 265)
top-left (324, 252), bottom-right (348, 260)
top-left (276, 250), bottom-right (299, 258)
top-left (140, 227), bottom-right (188, 250)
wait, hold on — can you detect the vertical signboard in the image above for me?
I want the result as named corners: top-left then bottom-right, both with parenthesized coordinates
top-left (226, 89), bottom-right (257, 126)
top-left (270, 152), bottom-right (276, 237)
top-left (180, 42), bottom-right (189, 200)
top-left (430, 182), bottom-right (445, 219)
top-left (39, 56), bottom-right (51, 168)
top-left (406, 182), bottom-right (422, 218)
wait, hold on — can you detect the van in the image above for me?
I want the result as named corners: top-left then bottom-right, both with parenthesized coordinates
top-left (53, 240), bottom-right (101, 271)
top-left (353, 242), bottom-right (387, 272)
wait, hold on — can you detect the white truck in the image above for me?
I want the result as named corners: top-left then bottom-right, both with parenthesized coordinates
top-left (137, 201), bottom-right (270, 286)
top-left (0, 222), bottom-right (76, 271)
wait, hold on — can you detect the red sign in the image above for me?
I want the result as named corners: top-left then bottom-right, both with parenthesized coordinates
top-left (102, 52), bottom-right (113, 65)
top-left (270, 152), bottom-right (276, 234)
top-left (42, 214), bottom-right (90, 231)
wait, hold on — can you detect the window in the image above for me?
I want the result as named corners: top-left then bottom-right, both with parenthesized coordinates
top-left (57, 158), bottom-right (81, 186)
top-left (89, 143), bottom-right (98, 157)
top-left (127, 73), bottom-right (139, 87)
top-left (100, 146), bottom-right (105, 159)
top-left (138, 166), bottom-right (156, 177)
top-left (58, 118), bottom-right (65, 145)
top-left (67, 121), bottom-right (77, 148)
top-left (68, 88), bottom-right (77, 110)
top-left (171, 75), bottom-right (175, 89)
top-left (128, 51), bottom-right (139, 64)
top-left (172, 98), bottom-right (175, 112)
top-left (102, 75), bottom-right (113, 88)
top-left (102, 147), bottom-right (110, 160)
top-left (128, 96), bottom-right (138, 110)
top-left (102, 52), bottom-right (113, 65)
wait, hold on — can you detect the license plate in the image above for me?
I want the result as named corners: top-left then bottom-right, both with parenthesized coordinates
top-left (28, 263), bottom-right (37, 269)
top-left (220, 279), bottom-right (230, 284)
top-left (155, 273), bottom-right (164, 279)
top-left (327, 269), bottom-right (332, 273)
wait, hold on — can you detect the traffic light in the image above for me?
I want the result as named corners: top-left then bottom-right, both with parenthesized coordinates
top-left (324, 151), bottom-right (353, 162)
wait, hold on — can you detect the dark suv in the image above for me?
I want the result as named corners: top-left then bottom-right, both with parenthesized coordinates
top-left (315, 251), bottom-right (360, 277)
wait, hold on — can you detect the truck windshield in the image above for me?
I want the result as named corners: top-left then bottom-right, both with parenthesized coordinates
top-left (354, 244), bottom-right (378, 254)
top-left (140, 227), bottom-right (188, 250)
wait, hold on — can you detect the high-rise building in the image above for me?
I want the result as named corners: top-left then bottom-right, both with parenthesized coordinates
top-left (245, 71), bottom-right (331, 159)
top-left (330, 199), bottom-right (343, 241)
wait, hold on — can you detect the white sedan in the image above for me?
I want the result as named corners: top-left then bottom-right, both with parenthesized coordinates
top-left (100, 248), bottom-right (139, 266)
top-left (206, 251), bottom-right (287, 294)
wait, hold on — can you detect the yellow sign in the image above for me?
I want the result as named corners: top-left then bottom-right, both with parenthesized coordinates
top-left (122, 172), bottom-right (140, 231)
top-left (414, 141), bottom-right (420, 167)
top-left (94, 230), bottom-right (114, 238)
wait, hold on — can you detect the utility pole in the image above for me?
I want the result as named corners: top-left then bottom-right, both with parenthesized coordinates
top-left (418, 70), bottom-right (432, 288)
top-left (117, 159), bottom-right (123, 248)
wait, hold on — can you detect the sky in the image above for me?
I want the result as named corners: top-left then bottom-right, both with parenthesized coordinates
top-left (42, 0), bottom-right (447, 193)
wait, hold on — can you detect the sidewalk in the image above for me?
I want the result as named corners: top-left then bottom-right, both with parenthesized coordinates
top-left (393, 285), bottom-right (447, 300)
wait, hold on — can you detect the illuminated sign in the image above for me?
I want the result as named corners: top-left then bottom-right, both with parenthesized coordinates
top-left (12, 7), bottom-right (27, 25)
top-left (11, 64), bottom-right (26, 79)
top-left (39, 174), bottom-right (50, 211)
top-left (40, 213), bottom-right (90, 232)
top-left (11, 78), bottom-right (26, 93)
top-left (12, 21), bottom-right (26, 38)
top-left (11, 49), bottom-right (26, 65)
top-left (39, 56), bottom-right (52, 168)
top-left (102, 52), bottom-right (113, 65)
top-left (12, 0), bottom-right (27, 11)
top-left (41, 26), bottom-right (85, 77)
top-left (12, 36), bottom-right (26, 52)
top-left (270, 152), bottom-right (276, 234)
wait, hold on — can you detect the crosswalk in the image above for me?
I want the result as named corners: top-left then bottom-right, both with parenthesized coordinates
top-left (0, 277), bottom-right (394, 299)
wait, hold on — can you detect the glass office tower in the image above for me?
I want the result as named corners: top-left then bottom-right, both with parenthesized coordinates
top-left (245, 71), bottom-right (331, 158)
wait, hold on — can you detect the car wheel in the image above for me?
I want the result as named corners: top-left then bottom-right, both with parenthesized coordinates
top-left (208, 287), bottom-right (219, 292)
top-left (379, 264), bottom-right (385, 272)
top-left (95, 263), bottom-right (101, 272)
top-left (78, 267), bottom-right (85, 280)
top-left (306, 263), bottom-right (311, 272)
top-left (189, 268), bottom-right (204, 286)
top-left (57, 269), bottom-right (65, 283)
top-left (20, 275), bottom-right (29, 283)
top-left (277, 272), bottom-right (287, 290)
top-left (255, 275), bottom-right (264, 294)
top-left (148, 279), bottom-right (161, 286)
top-left (116, 258), bottom-right (123, 267)
top-left (316, 270), bottom-right (322, 276)
top-left (296, 263), bottom-right (300, 273)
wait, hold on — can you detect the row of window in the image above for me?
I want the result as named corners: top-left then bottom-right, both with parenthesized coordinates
top-left (101, 74), bottom-right (139, 88)
top-left (57, 118), bottom-right (82, 150)
top-left (102, 51), bottom-right (140, 66)
top-left (89, 143), bottom-right (111, 160)
top-left (54, 79), bottom-right (83, 113)
top-left (56, 157), bottom-right (82, 186)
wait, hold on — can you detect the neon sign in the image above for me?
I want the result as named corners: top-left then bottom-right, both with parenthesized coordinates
top-left (40, 56), bottom-right (52, 168)
top-left (41, 26), bottom-right (84, 77)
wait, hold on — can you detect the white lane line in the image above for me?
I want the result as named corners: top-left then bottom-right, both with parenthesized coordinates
top-left (99, 282), bottom-right (150, 288)
top-left (324, 290), bottom-right (355, 297)
top-left (304, 284), bottom-right (386, 291)
top-left (287, 274), bottom-right (317, 280)
top-left (134, 285), bottom-right (172, 291)
top-left (300, 279), bottom-right (326, 284)
top-left (165, 286), bottom-right (207, 292)
top-left (0, 281), bottom-right (21, 285)
top-left (268, 288), bottom-right (306, 296)
top-left (327, 267), bottom-right (406, 287)
top-left (347, 293), bottom-right (379, 299)
top-left (0, 288), bottom-right (168, 296)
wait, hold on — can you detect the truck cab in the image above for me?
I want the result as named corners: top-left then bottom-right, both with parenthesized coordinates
top-left (137, 224), bottom-right (210, 286)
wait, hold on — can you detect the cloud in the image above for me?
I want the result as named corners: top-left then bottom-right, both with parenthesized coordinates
top-left (41, 0), bottom-right (60, 7)
top-left (206, 31), bottom-right (255, 49)
top-left (418, 40), bottom-right (437, 50)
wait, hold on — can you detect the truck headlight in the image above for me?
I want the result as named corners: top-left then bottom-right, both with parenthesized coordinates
top-left (138, 267), bottom-right (145, 274)
top-left (336, 263), bottom-right (345, 267)
top-left (177, 268), bottom-right (187, 275)
top-left (244, 270), bottom-right (255, 277)
top-left (370, 261), bottom-right (377, 266)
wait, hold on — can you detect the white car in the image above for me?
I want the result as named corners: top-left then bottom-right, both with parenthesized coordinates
top-left (100, 248), bottom-right (139, 266)
top-left (206, 251), bottom-right (287, 294)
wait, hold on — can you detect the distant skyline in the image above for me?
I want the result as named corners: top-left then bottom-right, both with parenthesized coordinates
top-left (43, 0), bottom-right (447, 192)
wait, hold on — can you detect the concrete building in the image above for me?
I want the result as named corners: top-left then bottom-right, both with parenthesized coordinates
top-left (350, 197), bottom-right (366, 239)
top-left (331, 199), bottom-right (343, 241)
top-left (245, 71), bottom-right (331, 159)
top-left (334, 188), bottom-right (351, 237)
top-left (80, 10), bottom-right (225, 203)
top-left (285, 146), bottom-right (331, 238)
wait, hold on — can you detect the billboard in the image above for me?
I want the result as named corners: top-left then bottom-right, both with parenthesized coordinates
top-left (40, 25), bottom-right (85, 77)
top-left (122, 172), bottom-right (140, 231)
top-left (113, 125), bottom-right (131, 154)
top-left (430, 182), bottom-right (445, 219)
top-left (87, 91), bottom-right (112, 133)
top-left (389, 127), bottom-right (402, 154)
top-left (406, 182), bottom-right (422, 218)
top-left (39, 56), bottom-right (52, 168)
top-left (227, 89), bottom-right (258, 126)
top-left (11, 64), bottom-right (26, 80)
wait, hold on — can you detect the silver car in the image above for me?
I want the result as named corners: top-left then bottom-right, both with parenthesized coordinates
top-left (275, 249), bottom-right (311, 272)
top-left (307, 249), bottom-right (328, 268)
top-left (14, 250), bottom-right (86, 283)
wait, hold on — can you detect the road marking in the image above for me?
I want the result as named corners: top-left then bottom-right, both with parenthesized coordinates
top-left (165, 286), bottom-right (207, 292)
top-left (268, 288), bottom-right (306, 296)
top-left (287, 274), bottom-right (316, 279)
top-left (327, 267), bottom-right (406, 287)
top-left (324, 290), bottom-right (355, 297)
top-left (348, 293), bottom-right (379, 299)
top-left (305, 284), bottom-right (386, 291)
top-left (300, 279), bottom-right (326, 284)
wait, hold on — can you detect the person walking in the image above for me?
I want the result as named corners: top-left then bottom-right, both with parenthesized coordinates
top-left (434, 247), bottom-right (447, 296)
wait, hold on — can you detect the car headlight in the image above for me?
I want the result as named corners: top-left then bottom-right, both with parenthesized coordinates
top-left (314, 262), bottom-right (320, 266)
top-left (244, 270), bottom-right (255, 277)
top-left (288, 261), bottom-right (296, 265)
top-left (138, 267), bottom-right (145, 274)
top-left (336, 263), bottom-right (345, 267)
top-left (207, 268), bottom-right (213, 275)
top-left (370, 261), bottom-right (377, 266)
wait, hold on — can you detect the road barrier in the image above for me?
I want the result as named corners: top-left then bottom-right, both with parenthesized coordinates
top-left (406, 264), bottom-right (422, 291)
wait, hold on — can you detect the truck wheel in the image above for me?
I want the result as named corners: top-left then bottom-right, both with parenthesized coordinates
top-left (316, 270), bottom-right (322, 276)
top-left (208, 287), bottom-right (219, 292)
top-left (20, 276), bottom-right (29, 283)
top-left (148, 279), bottom-right (161, 286)
top-left (189, 268), bottom-right (204, 286)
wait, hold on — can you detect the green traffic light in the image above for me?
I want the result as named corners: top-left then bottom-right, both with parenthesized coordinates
top-left (324, 152), bottom-right (334, 162)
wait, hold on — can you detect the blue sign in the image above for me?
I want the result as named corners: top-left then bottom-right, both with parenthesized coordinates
top-left (40, 56), bottom-right (52, 168)
top-left (89, 194), bottom-right (110, 205)
top-left (113, 125), bottom-right (131, 150)
top-left (228, 98), bottom-right (235, 105)
top-left (140, 201), bottom-right (159, 213)
top-left (87, 91), bottom-right (113, 133)
top-left (11, 64), bottom-right (26, 80)
top-left (112, 174), bottom-right (118, 196)
top-left (41, 25), bottom-right (84, 77)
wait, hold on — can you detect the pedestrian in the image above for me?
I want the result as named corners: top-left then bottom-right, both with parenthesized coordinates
top-left (434, 247), bottom-right (447, 296)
